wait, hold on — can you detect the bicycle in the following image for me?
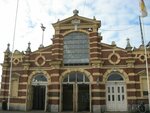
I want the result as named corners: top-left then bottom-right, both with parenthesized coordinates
top-left (131, 101), bottom-right (146, 113)
top-left (137, 101), bottom-right (146, 113)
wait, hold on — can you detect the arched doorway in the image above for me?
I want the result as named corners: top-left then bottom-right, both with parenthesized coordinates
top-left (31, 74), bottom-right (48, 110)
top-left (62, 72), bottom-right (90, 112)
top-left (106, 72), bottom-right (127, 111)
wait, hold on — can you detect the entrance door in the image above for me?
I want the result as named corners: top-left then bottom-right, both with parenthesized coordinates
top-left (62, 84), bottom-right (89, 112)
top-left (78, 84), bottom-right (89, 111)
top-left (62, 84), bottom-right (73, 111)
top-left (62, 72), bottom-right (90, 112)
top-left (106, 82), bottom-right (127, 111)
top-left (32, 86), bottom-right (46, 110)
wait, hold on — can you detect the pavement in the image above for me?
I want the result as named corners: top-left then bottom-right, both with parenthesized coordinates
top-left (0, 111), bottom-right (132, 113)
top-left (1, 111), bottom-right (150, 113)
top-left (0, 111), bottom-right (47, 113)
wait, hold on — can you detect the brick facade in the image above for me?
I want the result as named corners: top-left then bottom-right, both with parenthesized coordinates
top-left (0, 10), bottom-right (150, 113)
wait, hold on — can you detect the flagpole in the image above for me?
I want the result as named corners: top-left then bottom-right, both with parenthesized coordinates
top-left (7, 0), bottom-right (19, 110)
top-left (139, 16), bottom-right (150, 111)
top-left (139, 16), bottom-right (144, 46)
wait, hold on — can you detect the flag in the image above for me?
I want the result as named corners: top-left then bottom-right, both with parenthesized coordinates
top-left (140, 0), bottom-right (148, 17)
top-left (146, 41), bottom-right (150, 47)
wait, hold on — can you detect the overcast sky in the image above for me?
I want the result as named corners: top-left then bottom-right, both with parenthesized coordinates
top-left (0, 0), bottom-right (150, 77)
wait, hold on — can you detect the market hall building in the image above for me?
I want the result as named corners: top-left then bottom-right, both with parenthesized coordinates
top-left (0, 10), bottom-right (150, 113)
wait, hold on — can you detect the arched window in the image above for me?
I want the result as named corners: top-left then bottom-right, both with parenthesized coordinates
top-left (32, 74), bottom-right (47, 85)
top-left (63, 72), bottom-right (89, 83)
top-left (32, 74), bottom-right (47, 82)
top-left (107, 73), bottom-right (123, 81)
top-left (63, 32), bottom-right (89, 66)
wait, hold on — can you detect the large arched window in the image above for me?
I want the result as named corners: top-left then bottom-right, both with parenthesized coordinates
top-left (63, 32), bottom-right (89, 66)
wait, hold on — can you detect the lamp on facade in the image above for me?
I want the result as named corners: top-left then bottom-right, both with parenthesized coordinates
top-left (112, 68), bottom-right (117, 72)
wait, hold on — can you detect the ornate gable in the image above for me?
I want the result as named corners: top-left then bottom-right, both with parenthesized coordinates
top-left (52, 10), bottom-right (101, 34)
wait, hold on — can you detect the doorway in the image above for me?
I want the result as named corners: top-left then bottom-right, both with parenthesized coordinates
top-left (62, 84), bottom-right (73, 111)
top-left (62, 84), bottom-right (89, 112)
top-left (106, 73), bottom-right (127, 111)
top-left (78, 84), bottom-right (89, 111)
top-left (32, 86), bottom-right (46, 110)
top-left (31, 74), bottom-right (48, 111)
top-left (62, 72), bottom-right (90, 112)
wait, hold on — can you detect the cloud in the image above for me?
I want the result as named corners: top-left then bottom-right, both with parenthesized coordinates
top-left (0, 0), bottom-right (150, 77)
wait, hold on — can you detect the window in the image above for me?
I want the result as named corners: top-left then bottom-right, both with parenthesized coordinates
top-left (107, 73), bottom-right (123, 81)
top-left (32, 74), bottom-right (47, 85)
top-left (143, 91), bottom-right (148, 96)
top-left (63, 32), bottom-right (89, 66)
top-left (32, 74), bottom-right (47, 82)
top-left (141, 78), bottom-right (148, 96)
top-left (63, 72), bottom-right (89, 83)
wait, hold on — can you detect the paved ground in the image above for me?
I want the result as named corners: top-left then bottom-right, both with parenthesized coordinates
top-left (0, 111), bottom-right (132, 113)
top-left (0, 111), bottom-right (47, 113)
top-left (1, 111), bottom-right (150, 113)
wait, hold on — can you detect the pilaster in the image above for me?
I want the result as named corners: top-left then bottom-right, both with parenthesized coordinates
top-left (48, 60), bottom-right (61, 112)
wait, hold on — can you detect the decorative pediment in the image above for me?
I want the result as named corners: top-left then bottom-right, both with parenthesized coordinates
top-left (52, 10), bottom-right (101, 33)
top-left (55, 16), bottom-right (99, 25)
top-left (14, 50), bottom-right (23, 55)
top-left (101, 43), bottom-right (127, 52)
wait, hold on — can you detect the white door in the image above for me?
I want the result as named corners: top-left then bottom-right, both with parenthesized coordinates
top-left (106, 82), bottom-right (127, 111)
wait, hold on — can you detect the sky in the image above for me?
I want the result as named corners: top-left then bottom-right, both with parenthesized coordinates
top-left (0, 0), bottom-right (150, 78)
